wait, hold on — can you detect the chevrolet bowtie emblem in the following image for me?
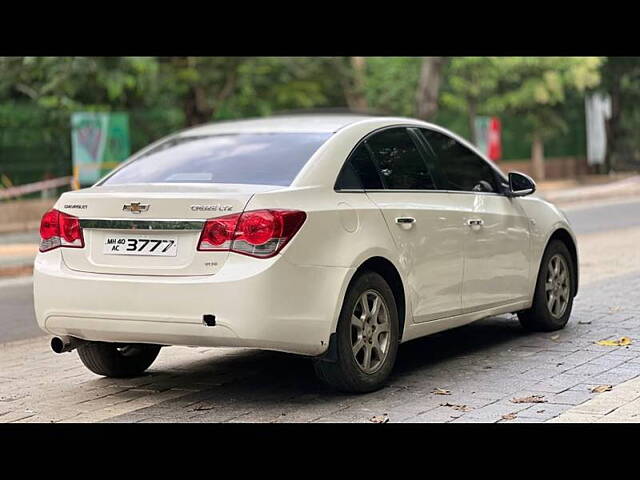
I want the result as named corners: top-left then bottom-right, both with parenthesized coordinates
top-left (123, 202), bottom-right (150, 214)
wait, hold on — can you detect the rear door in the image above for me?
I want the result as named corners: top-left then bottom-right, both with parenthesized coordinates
top-left (349, 127), bottom-right (466, 323)
top-left (419, 128), bottom-right (531, 312)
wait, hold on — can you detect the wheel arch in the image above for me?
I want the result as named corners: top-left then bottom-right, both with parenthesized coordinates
top-left (546, 228), bottom-right (579, 296)
top-left (350, 256), bottom-right (407, 339)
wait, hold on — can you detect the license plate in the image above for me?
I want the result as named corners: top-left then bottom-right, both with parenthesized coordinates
top-left (103, 235), bottom-right (178, 257)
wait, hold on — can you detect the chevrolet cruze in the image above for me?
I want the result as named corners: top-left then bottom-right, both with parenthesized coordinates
top-left (34, 114), bottom-right (578, 392)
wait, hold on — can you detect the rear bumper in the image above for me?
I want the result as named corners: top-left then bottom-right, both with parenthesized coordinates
top-left (34, 250), bottom-right (352, 356)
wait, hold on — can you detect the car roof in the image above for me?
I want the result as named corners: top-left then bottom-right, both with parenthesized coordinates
top-left (178, 114), bottom-right (385, 136)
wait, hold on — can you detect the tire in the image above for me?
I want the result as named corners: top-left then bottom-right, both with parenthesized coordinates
top-left (77, 342), bottom-right (161, 378)
top-left (518, 240), bottom-right (575, 332)
top-left (314, 271), bottom-right (400, 393)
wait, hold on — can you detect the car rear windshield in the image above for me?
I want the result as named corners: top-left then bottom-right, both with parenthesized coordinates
top-left (100, 133), bottom-right (332, 187)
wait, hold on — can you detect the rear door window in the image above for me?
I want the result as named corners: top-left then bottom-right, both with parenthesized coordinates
top-left (335, 143), bottom-right (383, 190)
top-left (101, 133), bottom-right (332, 187)
top-left (366, 128), bottom-right (436, 190)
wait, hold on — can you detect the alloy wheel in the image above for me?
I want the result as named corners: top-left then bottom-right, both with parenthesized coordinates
top-left (351, 289), bottom-right (391, 374)
top-left (545, 254), bottom-right (570, 319)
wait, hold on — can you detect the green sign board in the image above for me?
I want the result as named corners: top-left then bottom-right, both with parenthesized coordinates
top-left (71, 112), bottom-right (130, 187)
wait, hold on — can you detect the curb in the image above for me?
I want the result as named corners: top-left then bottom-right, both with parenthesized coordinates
top-left (541, 176), bottom-right (640, 206)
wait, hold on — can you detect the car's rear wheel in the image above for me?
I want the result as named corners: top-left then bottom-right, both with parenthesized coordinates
top-left (77, 342), bottom-right (161, 378)
top-left (314, 271), bottom-right (399, 393)
top-left (518, 240), bottom-right (575, 332)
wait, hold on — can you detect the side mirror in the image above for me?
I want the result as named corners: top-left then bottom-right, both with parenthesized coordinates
top-left (507, 171), bottom-right (536, 197)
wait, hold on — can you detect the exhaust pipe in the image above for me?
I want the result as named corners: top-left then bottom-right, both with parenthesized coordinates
top-left (50, 336), bottom-right (86, 354)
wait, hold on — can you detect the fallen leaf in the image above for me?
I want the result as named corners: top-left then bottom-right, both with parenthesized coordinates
top-left (511, 395), bottom-right (547, 404)
top-left (369, 414), bottom-right (389, 424)
top-left (432, 388), bottom-right (451, 395)
top-left (192, 406), bottom-right (215, 412)
top-left (595, 336), bottom-right (632, 347)
top-left (440, 402), bottom-right (472, 412)
top-left (591, 385), bottom-right (613, 393)
top-left (501, 413), bottom-right (517, 421)
top-left (550, 334), bottom-right (560, 341)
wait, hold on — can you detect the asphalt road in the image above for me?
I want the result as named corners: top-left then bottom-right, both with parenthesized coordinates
top-left (562, 198), bottom-right (640, 235)
top-left (0, 277), bottom-right (38, 343)
top-left (1, 198), bottom-right (638, 344)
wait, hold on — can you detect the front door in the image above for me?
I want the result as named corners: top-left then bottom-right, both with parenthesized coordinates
top-left (418, 128), bottom-right (531, 312)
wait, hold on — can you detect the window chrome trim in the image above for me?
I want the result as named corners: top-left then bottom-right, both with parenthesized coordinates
top-left (78, 219), bottom-right (206, 231)
top-left (334, 188), bottom-right (505, 196)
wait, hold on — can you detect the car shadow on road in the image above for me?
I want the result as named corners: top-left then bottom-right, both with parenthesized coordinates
top-left (393, 315), bottom-right (532, 378)
top-left (94, 314), bottom-right (543, 422)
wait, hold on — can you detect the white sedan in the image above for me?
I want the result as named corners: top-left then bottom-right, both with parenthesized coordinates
top-left (34, 114), bottom-right (578, 392)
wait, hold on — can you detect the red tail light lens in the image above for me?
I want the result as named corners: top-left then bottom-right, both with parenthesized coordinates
top-left (197, 209), bottom-right (306, 258)
top-left (39, 209), bottom-right (84, 252)
top-left (40, 209), bottom-right (60, 241)
top-left (197, 213), bottom-right (241, 251)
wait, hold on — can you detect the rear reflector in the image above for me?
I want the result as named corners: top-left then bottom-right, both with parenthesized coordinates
top-left (39, 209), bottom-right (84, 252)
top-left (197, 209), bottom-right (306, 258)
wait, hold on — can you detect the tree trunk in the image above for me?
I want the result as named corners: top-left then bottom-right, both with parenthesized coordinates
top-left (341, 57), bottom-right (368, 112)
top-left (415, 57), bottom-right (445, 121)
top-left (468, 99), bottom-right (477, 145)
top-left (184, 85), bottom-right (214, 127)
top-left (531, 131), bottom-right (545, 181)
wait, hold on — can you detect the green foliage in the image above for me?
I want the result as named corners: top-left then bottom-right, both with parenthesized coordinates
top-left (0, 56), bottom-right (622, 186)
top-left (364, 57), bottom-right (421, 116)
top-left (487, 57), bottom-right (602, 138)
top-left (600, 57), bottom-right (640, 166)
top-left (0, 57), bottom-right (159, 112)
top-left (441, 57), bottom-right (502, 113)
top-left (217, 57), bottom-right (343, 119)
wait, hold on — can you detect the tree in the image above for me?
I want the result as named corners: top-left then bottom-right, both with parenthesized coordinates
top-left (219, 57), bottom-right (343, 118)
top-left (600, 57), bottom-right (640, 172)
top-left (487, 57), bottom-right (602, 180)
top-left (0, 56), bottom-right (159, 111)
top-left (327, 57), bottom-right (369, 112)
top-left (415, 57), bottom-right (446, 121)
top-left (363, 57), bottom-right (421, 116)
top-left (155, 57), bottom-right (246, 126)
top-left (440, 57), bottom-right (501, 144)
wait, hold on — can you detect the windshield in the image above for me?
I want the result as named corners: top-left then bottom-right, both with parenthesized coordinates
top-left (101, 132), bottom-right (332, 187)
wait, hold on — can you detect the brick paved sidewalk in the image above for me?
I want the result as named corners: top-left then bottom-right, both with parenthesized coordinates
top-left (1, 268), bottom-right (639, 423)
top-left (549, 375), bottom-right (640, 422)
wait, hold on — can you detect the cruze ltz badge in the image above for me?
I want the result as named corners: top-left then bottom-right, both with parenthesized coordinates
top-left (190, 204), bottom-right (233, 212)
top-left (123, 202), bottom-right (150, 214)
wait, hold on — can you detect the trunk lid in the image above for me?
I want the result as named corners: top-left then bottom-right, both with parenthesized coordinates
top-left (55, 183), bottom-right (280, 276)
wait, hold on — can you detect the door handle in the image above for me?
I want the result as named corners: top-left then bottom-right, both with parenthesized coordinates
top-left (395, 217), bottom-right (416, 230)
top-left (465, 218), bottom-right (484, 230)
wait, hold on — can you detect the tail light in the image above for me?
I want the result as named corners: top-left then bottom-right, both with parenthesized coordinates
top-left (198, 209), bottom-right (306, 258)
top-left (39, 209), bottom-right (84, 252)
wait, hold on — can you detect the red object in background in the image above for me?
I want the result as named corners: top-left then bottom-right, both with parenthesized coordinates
top-left (487, 117), bottom-right (502, 162)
